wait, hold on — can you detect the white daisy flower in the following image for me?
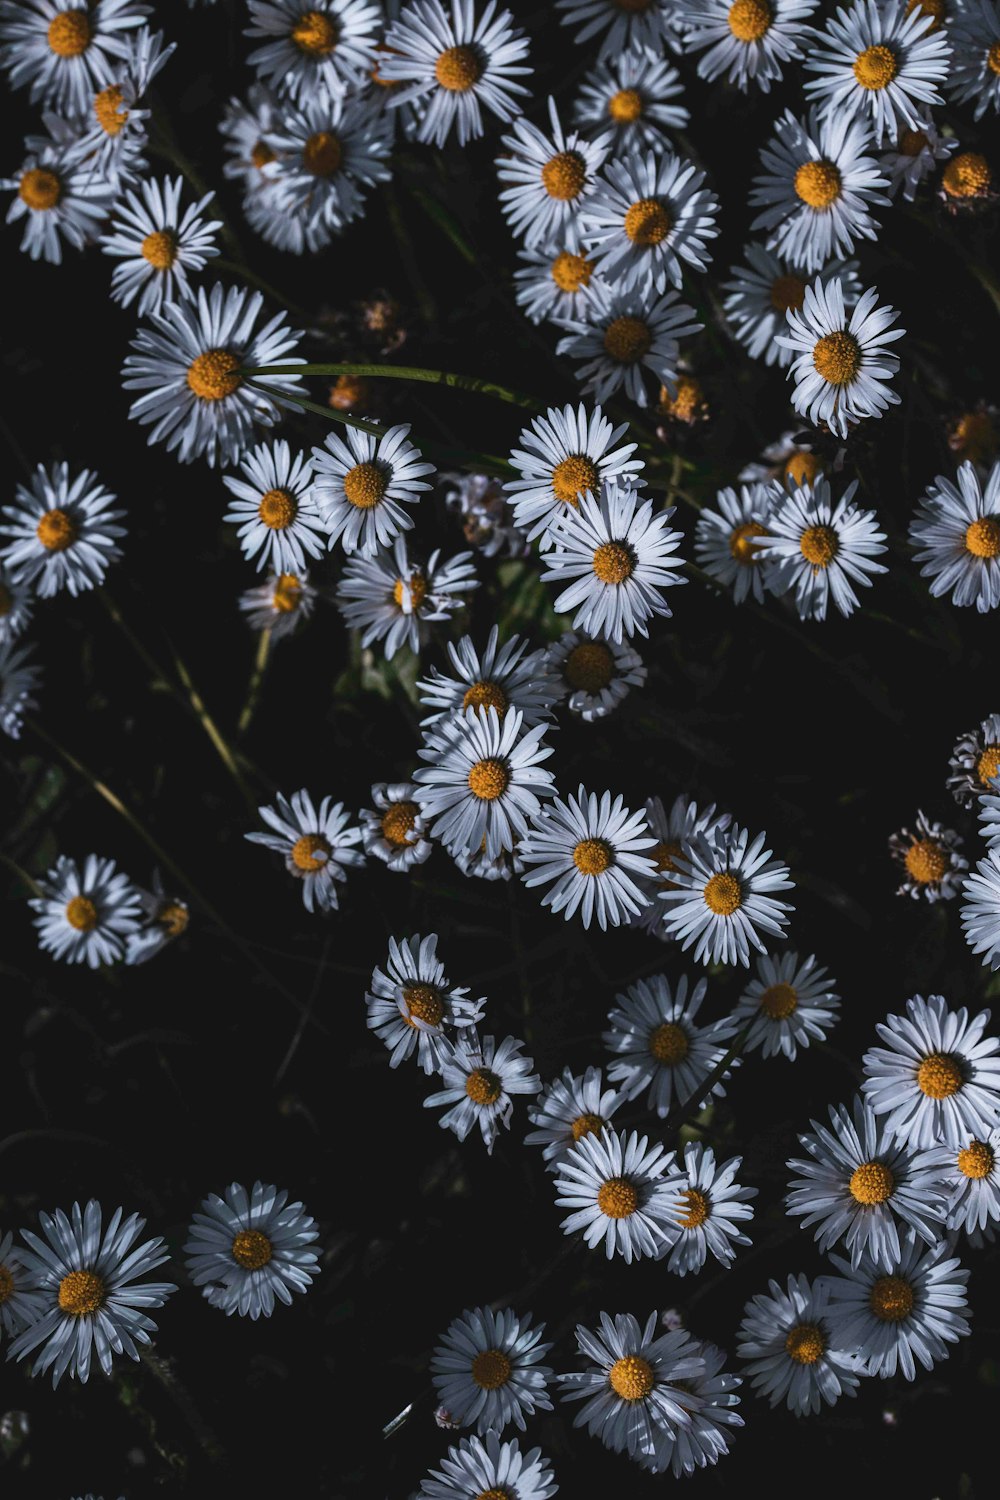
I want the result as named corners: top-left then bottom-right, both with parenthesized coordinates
top-left (447, 838), bottom-right (524, 883)
top-left (948, 712), bottom-right (1000, 807)
top-left (245, 790), bottom-right (365, 913)
top-left (786, 1096), bottom-right (948, 1269)
top-left (555, 0), bottom-right (680, 62)
top-left (803, 0), bottom-right (951, 146)
top-left (424, 1031), bottom-right (541, 1153)
top-left (430, 1306), bottom-right (553, 1435)
top-left (66, 27), bottom-right (174, 186)
top-left (633, 794), bottom-right (732, 938)
top-left (122, 283), bottom-right (305, 468)
top-left (881, 114), bottom-right (956, 200)
top-left (222, 438), bottom-right (325, 574)
top-left (512, 242), bottom-right (603, 327)
top-left (336, 537), bottom-right (478, 658)
top-left (417, 1432), bottom-right (557, 1500)
top-left (2, 141), bottom-right (111, 264)
top-left (0, 638), bottom-right (42, 740)
top-left (731, 949), bottom-right (839, 1060)
top-left (30, 854), bottom-right (141, 968)
top-left (822, 1232), bottom-right (970, 1380)
top-left (723, 244), bottom-right (862, 369)
top-left (580, 146), bottom-right (720, 297)
top-left (417, 626), bottom-right (559, 728)
top-left (220, 83), bottom-right (285, 193)
top-left (961, 848), bottom-right (1000, 970)
top-left (245, 0), bottom-right (381, 105)
top-left (520, 784), bottom-right (657, 930)
top-left (556, 282), bottom-right (702, 408)
top-left (737, 1272), bottom-right (861, 1415)
top-left (545, 629), bottom-right (646, 722)
top-left (739, 428), bottom-right (826, 491)
top-left (948, 0), bottom-right (1000, 120)
top-left (239, 568), bottom-right (317, 638)
top-left (553, 1128), bottom-right (685, 1264)
top-left (0, 0), bottom-right (149, 115)
top-left (505, 404), bottom-right (645, 549)
top-left (123, 871), bottom-right (190, 967)
top-left (659, 1144), bottom-right (756, 1276)
top-left (541, 480), bottom-right (685, 645)
top-left (675, 0), bottom-right (818, 92)
top-left (636, 1340), bottom-right (743, 1477)
top-left (909, 458), bottom-right (1000, 614)
top-left (312, 421), bottom-right (434, 557)
top-left (184, 1181), bottom-right (320, 1320)
top-left (366, 931), bottom-right (484, 1073)
top-left (889, 811), bottom-right (967, 901)
top-left (1, 461), bottom-right (125, 599)
top-left (0, 1230), bottom-right (46, 1339)
top-left (525, 1065), bottom-right (625, 1166)
top-left (758, 474), bottom-right (888, 619)
top-left (604, 972), bottom-right (736, 1120)
top-left (360, 781), bottom-right (433, 870)
top-left (497, 96), bottom-right (610, 251)
top-left (0, 567), bottom-right (33, 646)
top-left (694, 480), bottom-right (782, 602)
top-left (7, 1200), bottom-right (175, 1387)
top-left (573, 51), bottom-right (688, 153)
top-left (862, 992), bottom-right (1000, 1148)
top-left (778, 276), bottom-right (903, 438)
top-left (919, 1127), bottom-right (1000, 1239)
top-left (379, 0), bottom-right (531, 148)
top-left (660, 823), bottom-right (794, 967)
top-left (442, 470), bottom-right (528, 558)
top-left (102, 176), bottom-right (221, 318)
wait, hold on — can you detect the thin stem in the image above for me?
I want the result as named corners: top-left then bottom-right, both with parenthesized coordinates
top-left (243, 362), bottom-right (544, 411)
top-left (249, 381), bottom-right (384, 437)
top-left (662, 1023), bottom-right (751, 1136)
top-left (167, 645), bottom-right (257, 811)
top-left (237, 628), bottom-right (272, 738)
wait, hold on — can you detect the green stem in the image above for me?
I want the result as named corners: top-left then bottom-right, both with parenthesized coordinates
top-left (168, 645), bottom-right (256, 811)
top-left (237, 627), bottom-right (272, 738)
top-left (244, 361), bottom-right (544, 411)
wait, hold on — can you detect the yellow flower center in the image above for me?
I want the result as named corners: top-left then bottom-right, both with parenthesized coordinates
top-left (812, 331), bottom-right (861, 386)
top-left (141, 229), bottom-right (178, 270)
top-left (303, 130), bottom-right (342, 176)
top-left (47, 9), bottom-right (91, 56)
top-left (393, 572), bottom-right (427, 609)
top-left (251, 140), bottom-right (275, 170)
top-left (904, 838), bottom-right (949, 884)
top-left (158, 902), bottom-right (189, 937)
top-left (609, 1353), bottom-right (655, 1400)
top-left (434, 43), bottom-right (482, 90)
top-left (794, 159), bottom-right (843, 210)
top-left (19, 167), bottom-right (62, 211)
top-left (345, 460), bottom-right (391, 509)
top-left (898, 127), bottom-right (928, 157)
top-left (784, 1322), bottom-right (825, 1364)
top-left (978, 746), bottom-right (1000, 787)
top-left (649, 1021), bottom-right (689, 1065)
top-left (965, 517), bottom-right (1000, 558)
top-left (541, 150), bottom-right (588, 201)
top-left (290, 833), bottom-right (331, 872)
top-left (592, 540), bottom-right (635, 584)
top-left (463, 680), bottom-right (508, 717)
top-left (292, 10), bottom-right (338, 54)
top-left (0, 1264), bottom-right (14, 1304)
top-left (258, 488), bottom-right (297, 530)
top-left (381, 800), bottom-right (418, 846)
top-left (573, 837), bottom-right (614, 875)
top-left (957, 1139), bottom-right (994, 1179)
top-left (759, 982), bottom-right (798, 1019)
top-left (870, 1275), bottom-right (914, 1322)
top-left (729, 521), bottom-right (768, 564)
top-left (728, 0), bottom-right (772, 41)
top-left (608, 87), bottom-right (643, 124)
top-left (187, 349), bottom-right (241, 402)
top-left (231, 1228), bottom-right (272, 1270)
top-left (597, 1176), bottom-right (638, 1218)
top-left (623, 197), bottom-right (672, 246)
top-left (853, 44), bottom-right (898, 90)
top-left (652, 839), bottom-right (683, 877)
top-left (471, 1348), bottom-right (512, 1389)
top-left (564, 641), bottom-right (614, 693)
top-left (552, 454), bottom-right (600, 506)
top-left (36, 507), bottom-right (77, 552)
top-left (93, 83), bottom-right (128, 136)
top-left (849, 1160), bottom-right (895, 1205)
top-left (770, 274), bottom-right (807, 313)
top-left (784, 451), bottom-right (822, 488)
top-left (474, 1491), bottom-right (511, 1500)
top-left (677, 1188), bottom-right (710, 1228)
top-left (65, 895), bottom-right (98, 932)
top-left (570, 1111), bottom-right (605, 1142)
top-left (658, 374), bottom-right (706, 424)
top-left (703, 871), bottom-right (742, 915)
top-left (467, 757), bottom-right (510, 801)
top-left (989, 41), bottom-right (1000, 75)
top-left (550, 250), bottom-right (594, 293)
top-left (942, 152), bottom-right (992, 199)
top-left (799, 524), bottom-right (839, 568)
top-left (58, 1268), bottom-right (104, 1315)
top-left (272, 573), bottom-right (303, 613)
top-left (603, 315), bottom-right (652, 364)
top-left (916, 1052), bottom-right (963, 1099)
top-left (402, 983), bottom-right (444, 1027)
top-left (466, 1067), bottom-right (502, 1106)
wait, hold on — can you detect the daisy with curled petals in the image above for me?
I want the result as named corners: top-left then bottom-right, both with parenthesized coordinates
top-left (541, 481), bottom-right (686, 645)
top-left (448, 839), bottom-right (523, 884)
top-left (909, 459), bottom-right (1000, 614)
top-left (513, 243), bottom-right (602, 327)
top-left (862, 993), bottom-right (1000, 1148)
top-left (0, 0), bottom-right (149, 115)
top-left (961, 848), bottom-right (1000, 970)
top-left (504, 403), bottom-right (645, 549)
top-left (556, 283), bottom-right (702, 408)
top-left (573, 52), bottom-right (688, 153)
top-left (604, 972), bottom-right (736, 1120)
top-left (312, 421), bottom-right (434, 557)
top-left (920, 1127), bottom-right (1000, 1240)
top-left (881, 116), bottom-right (955, 201)
top-left (122, 283), bottom-right (305, 468)
top-left (635, 793), bottom-right (732, 937)
top-left (778, 277), bottom-right (903, 439)
top-left (803, 0), bottom-right (951, 146)
top-left (660, 824), bottom-right (794, 967)
top-left (948, 0), bottom-right (1000, 120)
top-left (731, 949), bottom-right (839, 1060)
top-left (239, 569), bottom-right (317, 639)
top-left (786, 1096), bottom-right (948, 1270)
top-left (555, 0), bottom-right (680, 62)
top-left (424, 1031), bottom-right (540, 1153)
top-left (3, 142), bottom-right (111, 265)
top-left (245, 790), bottom-right (364, 913)
top-left (749, 109), bottom-right (889, 274)
top-left (694, 481), bottom-right (781, 603)
top-left (417, 625), bottom-right (559, 728)
top-left (366, 932), bottom-right (484, 1073)
top-left (102, 177), bottom-right (221, 317)
top-left (520, 785), bottom-right (657, 931)
top-left (637, 1342), bottom-right (742, 1477)
top-left (30, 855), bottom-right (141, 968)
top-left (546, 630), bottom-right (646, 722)
top-left (526, 1066), bottom-right (624, 1166)
top-left (758, 475), bottom-right (888, 619)
top-left (740, 429), bottom-right (825, 491)
top-left (0, 639), bottom-right (41, 740)
top-left (223, 439), bottom-right (326, 573)
top-left (497, 96), bottom-right (610, 251)
top-left (360, 782), bottom-right (433, 870)
top-left (553, 1129), bottom-right (685, 1264)
top-left (0, 568), bottom-right (32, 645)
top-left (675, 0), bottom-right (818, 93)
top-left (184, 1181), bottom-right (319, 1321)
top-left (380, 0), bottom-right (531, 148)
top-left (67, 27), bottom-right (174, 186)
top-left (823, 1233), bottom-right (970, 1381)
top-left (1, 462), bottom-right (125, 599)
top-left (430, 1306), bottom-right (553, 1435)
top-left (8, 1200), bottom-right (174, 1387)
top-left (245, 0), bottom-right (380, 105)
top-left (723, 245), bottom-right (862, 369)
top-left (737, 1273), bottom-right (861, 1415)
top-left (580, 148), bottom-right (720, 298)
top-left (660, 1144), bottom-right (756, 1277)
top-left (889, 811), bottom-right (966, 901)
top-left (123, 871), bottom-right (190, 967)
top-left (336, 538), bottom-right (477, 659)
top-left (0, 1230), bottom-right (45, 1339)
top-left (948, 712), bottom-right (1000, 807)
top-left (418, 1432), bottom-right (557, 1500)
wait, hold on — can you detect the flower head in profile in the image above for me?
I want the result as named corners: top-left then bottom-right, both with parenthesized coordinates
top-left (30, 854), bottom-right (142, 968)
top-left (424, 1031), bottom-right (540, 1153)
top-left (909, 459), bottom-right (1000, 614)
top-left (889, 811), bottom-right (966, 901)
top-left (366, 932), bottom-right (485, 1074)
top-left (430, 1306), bottom-right (553, 1435)
top-left (184, 1180), bottom-right (320, 1320)
top-left (124, 871), bottom-right (190, 967)
top-left (520, 784), bottom-right (657, 930)
top-left (737, 1273), bottom-right (861, 1415)
top-left (245, 790), bottom-right (364, 913)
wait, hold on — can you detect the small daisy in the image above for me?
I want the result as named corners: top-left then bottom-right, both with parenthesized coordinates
top-left (758, 475), bottom-right (888, 619)
top-left (220, 83), bottom-right (285, 193)
top-left (336, 538), bottom-right (477, 658)
top-left (245, 0), bottom-right (381, 104)
top-left (660, 823), bottom-right (794, 967)
top-left (803, 0), bottom-right (951, 146)
top-left (573, 51), bottom-right (688, 153)
top-left (380, 0), bottom-right (531, 148)
top-left (123, 872), bottom-right (190, 967)
top-left (102, 176), bottom-right (221, 317)
top-left (0, 638), bottom-right (41, 740)
top-left (0, 1230), bottom-right (46, 1339)
top-left (961, 848), bottom-right (1000, 970)
top-left (8, 1200), bottom-right (175, 1387)
top-left (660, 1144), bottom-right (756, 1276)
top-left (0, 0), bottom-right (149, 115)
top-left (2, 142), bottom-right (111, 264)
top-left (222, 439), bottom-right (325, 574)
top-left (881, 115), bottom-right (956, 200)
top-left (184, 1181), bottom-right (320, 1320)
top-left (940, 148), bottom-right (996, 206)
top-left (505, 403), bottom-right (645, 549)
top-left (553, 1129), bottom-right (685, 1264)
top-left (417, 626), bottom-right (559, 728)
top-left (0, 566), bottom-right (33, 645)
top-left (448, 838), bottom-right (524, 883)
top-left (694, 481), bottom-right (781, 602)
top-left (889, 811), bottom-right (967, 901)
top-left (948, 0), bottom-right (1000, 120)
top-left (417, 1432), bottom-right (557, 1500)
top-left (520, 784), bottom-right (657, 931)
top-left (737, 1273), bottom-right (861, 1415)
top-left (312, 421), bottom-right (434, 557)
top-left (637, 1341), bottom-right (743, 1477)
top-left (948, 712), bottom-right (1000, 807)
top-left (424, 1031), bottom-right (541, 1153)
top-left (545, 630), bottom-right (646, 721)
top-left (67, 27), bottom-right (175, 185)
top-left (739, 429), bottom-right (826, 491)
top-left (778, 277), bottom-right (903, 438)
top-left (360, 782), bottom-right (433, 870)
top-left (675, 0), bottom-right (818, 93)
top-left (909, 459), bottom-right (1000, 614)
top-left (239, 569), bottom-right (317, 638)
top-left (1, 461), bottom-right (125, 599)
top-left (555, 0), bottom-right (680, 62)
top-left (245, 790), bottom-right (364, 913)
top-left (497, 96), bottom-right (610, 251)
top-left (30, 854), bottom-right (141, 968)
top-left (556, 283), bottom-right (702, 408)
top-left (731, 950), bottom-right (840, 1060)
top-left (786, 1096), bottom-right (948, 1269)
top-left (525, 1066), bottom-right (625, 1166)
top-left (366, 932), bottom-right (484, 1073)
top-left (822, 1233), bottom-right (970, 1380)
top-left (634, 794), bottom-right (732, 938)
top-left (862, 992), bottom-right (1000, 1148)
top-left (604, 972), bottom-right (736, 1120)
top-left (430, 1306), bottom-right (553, 1435)
top-left (442, 471), bottom-right (528, 558)
top-left (920, 1127), bottom-right (1000, 1239)
top-left (723, 244), bottom-right (862, 369)
top-left (513, 243), bottom-right (603, 327)
top-left (540, 480), bottom-right (686, 645)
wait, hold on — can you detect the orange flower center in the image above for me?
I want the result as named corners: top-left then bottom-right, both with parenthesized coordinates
top-left (904, 838), bottom-right (949, 884)
top-left (677, 1188), bottom-right (710, 1228)
top-left (784, 1322), bottom-right (825, 1364)
top-left (942, 152), bottom-right (992, 199)
top-left (609, 1353), bottom-right (654, 1400)
top-left (597, 1176), bottom-right (638, 1218)
top-left (978, 746), bottom-right (1000, 787)
top-left (728, 0), bottom-right (772, 40)
top-left (870, 1275), bottom-right (913, 1322)
top-left (552, 454), bottom-right (600, 506)
top-left (592, 540), bottom-right (635, 584)
top-left (434, 43), bottom-right (482, 90)
top-left (853, 44), bottom-right (898, 90)
top-left (965, 517), bottom-right (1000, 558)
top-left (93, 83), bottom-right (128, 135)
top-left (463, 679), bottom-right (508, 717)
top-left (759, 982), bottom-right (798, 1019)
top-left (36, 507), bottom-right (77, 552)
top-left (141, 229), bottom-right (178, 270)
top-left (564, 641), bottom-right (614, 693)
top-left (65, 895), bottom-right (98, 932)
top-left (187, 349), bottom-right (241, 401)
top-left (849, 1161), bottom-right (895, 1205)
top-left (784, 451), bottom-right (822, 488)
top-left (303, 130), bottom-right (342, 176)
top-left (608, 87), bottom-right (643, 124)
top-left (916, 1052), bottom-right (963, 1099)
top-left (393, 572), bottom-right (427, 609)
top-left (571, 1111), bottom-right (605, 1141)
top-left (799, 524), bottom-right (839, 567)
top-left (466, 1067), bottom-right (502, 1106)
top-left (770, 274), bottom-right (807, 313)
top-left (58, 1268), bottom-right (104, 1315)
top-left (649, 1021), bottom-right (688, 1065)
top-left (541, 151), bottom-right (588, 201)
top-left (272, 573), bottom-right (303, 613)
top-left (47, 9), bottom-right (91, 56)
top-left (467, 757), bottom-right (510, 801)
top-left (794, 159), bottom-right (843, 209)
top-left (957, 1139), bottom-right (994, 1179)
top-left (623, 197), bottom-right (672, 246)
top-left (603, 315), bottom-right (652, 363)
top-left (258, 489), bottom-right (297, 530)
top-left (381, 801), bottom-right (418, 846)
top-left (343, 460), bottom-right (388, 509)
top-left (550, 250), bottom-right (594, 293)
top-left (292, 10), bottom-right (338, 54)
top-left (729, 520), bottom-right (768, 564)
top-left (573, 837), bottom-right (614, 875)
top-left (19, 168), bottom-right (61, 211)
top-left (290, 833), bottom-right (331, 872)
top-left (471, 1348), bottom-right (512, 1389)
top-left (402, 983), bottom-right (444, 1027)
top-left (231, 1228), bottom-right (272, 1270)
top-left (704, 871), bottom-right (742, 915)
top-left (812, 332), bottom-right (861, 386)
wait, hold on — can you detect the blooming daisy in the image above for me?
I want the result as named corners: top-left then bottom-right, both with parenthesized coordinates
top-left (418, 626), bottom-right (558, 729)
top-left (862, 992), bottom-right (1000, 1148)
top-left (694, 481), bottom-right (781, 602)
top-left (889, 811), bottom-right (967, 901)
top-left (312, 421), bottom-right (434, 557)
top-left (0, 567), bottom-right (32, 646)
top-left (961, 848), bottom-right (1000, 970)
top-left (526, 1066), bottom-right (625, 1166)
top-left (520, 784), bottom-right (657, 930)
top-left (102, 176), bottom-right (220, 317)
top-left (909, 459), bottom-right (1000, 613)
top-left (948, 713), bottom-right (1000, 807)
top-left (245, 0), bottom-right (380, 104)
top-left (123, 871), bottom-right (190, 967)
top-left (513, 243), bottom-right (603, 327)
top-left (2, 141), bottom-right (111, 264)
top-left (920, 1127), bottom-right (1000, 1239)
top-left (660, 823), bottom-right (794, 967)
top-left (366, 931), bottom-right (485, 1073)
top-left (636, 1341), bottom-right (743, 1477)
top-left (604, 972), bottom-right (736, 1120)
top-left (0, 1230), bottom-right (45, 1339)
top-left (239, 569), bottom-right (317, 638)
top-left (360, 781), bottom-right (433, 870)
top-left (184, 1181), bottom-right (320, 1320)
top-left (659, 1144), bottom-right (756, 1277)
top-left (778, 277), bottom-right (903, 438)
top-left (222, 439), bottom-right (325, 574)
top-left (556, 283), bottom-right (702, 408)
top-left (380, 0), bottom-right (531, 148)
top-left (0, 0), bottom-right (149, 115)
top-left (822, 1233), bottom-right (970, 1380)
top-left (948, 0), bottom-right (1000, 119)
top-left (737, 1273), bottom-right (861, 1415)
top-left (0, 638), bottom-right (41, 740)
top-left (30, 855), bottom-right (142, 968)
top-left (555, 0), bottom-right (680, 61)
top-left (245, 790), bottom-right (364, 913)
top-left (424, 1031), bottom-right (540, 1153)
top-left (442, 471), bottom-right (528, 557)
top-left (417, 1432), bottom-right (557, 1500)
top-left (66, 27), bottom-right (175, 186)
top-left (337, 538), bottom-right (477, 658)
top-left (545, 629), bottom-right (646, 722)
top-left (554, 1128), bottom-right (685, 1264)
top-left (675, 0), bottom-right (818, 92)
top-left (880, 115), bottom-right (955, 200)
top-left (633, 795), bottom-right (733, 939)
top-left (723, 244), bottom-right (862, 369)
top-left (540, 481), bottom-right (686, 645)
top-left (1, 461), bottom-right (125, 599)
top-left (573, 51), bottom-right (688, 153)
top-left (758, 475), bottom-right (888, 619)
top-left (731, 949), bottom-right (839, 1060)
top-left (505, 404), bottom-right (645, 549)
top-left (430, 1306), bottom-right (553, 1435)
top-left (497, 96), bottom-right (610, 251)
top-left (8, 1200), bottom-right (175, 1386)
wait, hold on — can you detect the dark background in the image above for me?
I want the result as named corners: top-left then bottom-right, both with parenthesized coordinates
top-left (2, 1), bottom-right (999, 1494)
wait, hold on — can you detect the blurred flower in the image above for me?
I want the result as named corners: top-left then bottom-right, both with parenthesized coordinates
top-left (0, 638), bottom-right (41, 740)
top-left (545, 630), bottom-right (646, 722)
top-left (0, 1231), bottom-right (45, 1339)
top-left (124, 871), bottom-right (190, 966)
top-left (0, 0), bottom-right (149, 115)
top-left (945, 0), bottom-right (1000, 120)
top-left (0, 566), bottom-right (33, 645)
top-left (940, 149), bottom-right (995, 205)
top-left (239, 569), bottom-right (317, 638)
top-left (245, 0), bottom-right (380, 105)
top-left (441, 472), bottom-right (527, 557)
